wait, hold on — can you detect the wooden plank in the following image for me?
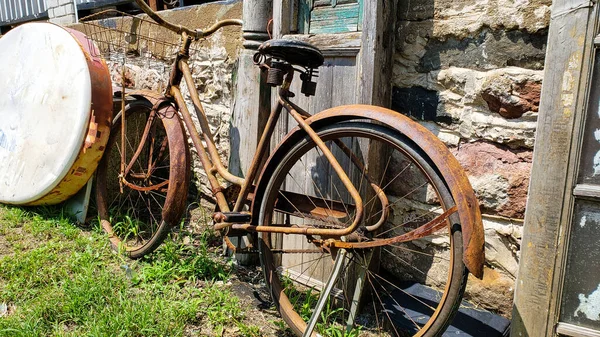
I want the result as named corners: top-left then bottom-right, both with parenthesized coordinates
top-left (309, 4), bottom-right (359, 34)
top-left (314, 0), bottom-right (331, 6)
top-left (229, 0), bottom-right (272, 265)
top-left (511, 1), bottom-right (597, 335)
top-left (273, 0), bottom-right (291, 38)
top-left (304, 59), bottom-right (334, 282)
top-left (310, 21), bottom-right (357, 34)
top-left (573, 184), bottom-right (600, 198)
top-left (557, 323), bottom-right (600, 337)
top-left (281, 32), bottom-right (361, 53)
top-left (242, 0), bottom-right (273, 33)
top-left (357, 0), bottom-right (363, 31)
top-left (297, 0), bottom-right (310, 33)
top-left (314, 0), bottom-right (358, 7)
top-left (358, 0), bottom-right (396, 107)
top-left (290, 0), bottom-right (298, 33)
top-left (310, 3), bottom-right (359, 20)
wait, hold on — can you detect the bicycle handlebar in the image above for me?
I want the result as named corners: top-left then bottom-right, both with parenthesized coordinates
top-left (134, 0), bottom-right (242, 39)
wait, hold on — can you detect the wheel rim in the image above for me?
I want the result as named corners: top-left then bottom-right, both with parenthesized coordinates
top-left (96, 101), bottom-right (182, 256)
top-left (259, 123), bottom-right (466, 337)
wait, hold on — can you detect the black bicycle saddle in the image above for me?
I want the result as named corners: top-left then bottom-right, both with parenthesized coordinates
top-left (258, 39), bottom-right (324, 69)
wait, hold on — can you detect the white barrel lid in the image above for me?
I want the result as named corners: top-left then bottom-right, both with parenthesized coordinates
top-left (0, 23), bottom-right (92, 204)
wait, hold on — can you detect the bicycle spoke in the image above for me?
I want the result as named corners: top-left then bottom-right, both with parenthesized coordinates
top-left (258, 122), bottom-right (467, 337)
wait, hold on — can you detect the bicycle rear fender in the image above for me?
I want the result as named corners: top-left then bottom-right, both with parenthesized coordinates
top-left (122, 89), bottom-right (191, 226)
top-left (252, 104), bottom-right (484, 279)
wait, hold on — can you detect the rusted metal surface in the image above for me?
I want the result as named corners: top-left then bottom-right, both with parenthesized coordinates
top-left (284, 99), bottom-right (365, 237)
top-left (179, 60), bottom-right (245, 187)
top-left (330, 138), bottom-right (389, 232)
top-left (170, 86), bottom-right (231, 212)
top-left (330, 206), bottom-right (457, 249)
top-left (122, 90), bottom-right (191, 226)
top-left (251, 104), bottom-right (485, 279)
top-left (26, 27), bottom-right (112, 205)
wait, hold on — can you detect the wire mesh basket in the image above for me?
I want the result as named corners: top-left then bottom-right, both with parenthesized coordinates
top-left (79, 9), bottom-right (206, 92)
top-left (79, 9), bottom-right (195, 64)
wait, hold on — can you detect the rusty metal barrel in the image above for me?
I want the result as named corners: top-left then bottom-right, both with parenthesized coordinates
top-left (0, 22), bottom-right (112, 205)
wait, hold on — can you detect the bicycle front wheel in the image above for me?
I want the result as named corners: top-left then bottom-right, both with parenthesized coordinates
top-left (258, 121), bottom-right (468, 337)
top-left (95, 98), bottom-right (189, 258)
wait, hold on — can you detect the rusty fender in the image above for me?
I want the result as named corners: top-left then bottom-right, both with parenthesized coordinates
top-left (252, 104), bottom-right (484, 279)
top-left (122, 89), bottom-right (191, 226)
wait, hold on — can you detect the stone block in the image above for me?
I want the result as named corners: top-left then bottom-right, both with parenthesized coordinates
top-left (62, 3), bottom-right (75, 15)
top-left (46, 0), bottom-right (59, 9)
top-left (482, 78), bottom-right (541, 119)
top-left (49, 14), bottom-right (76, 25)
top-left (466, 267), bottom-right (516, 317)
top-left (398, 0), bottom-right (550, 38)
top-left (416, 29), bottom-right (547, 72)
top-left (451, 141), bottom-right (532, 219)
top-left (396, 23), bottom-right (547, 74)
top-left (52, 5), bottom-right (65, 18)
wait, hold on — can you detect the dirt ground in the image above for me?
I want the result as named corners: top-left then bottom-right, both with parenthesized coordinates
top-left (183, 201), bottom-right (296, 337)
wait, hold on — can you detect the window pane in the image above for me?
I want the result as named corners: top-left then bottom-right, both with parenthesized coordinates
top-left (579, 50), bottom-right (600, 184)
top-left (559, 199), bottom-right (600, 330)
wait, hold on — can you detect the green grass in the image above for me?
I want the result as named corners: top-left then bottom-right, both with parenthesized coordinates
top-left (281, 275), bottom-right (362, 337)
top-left (0, 205), bottom-right (262, 337)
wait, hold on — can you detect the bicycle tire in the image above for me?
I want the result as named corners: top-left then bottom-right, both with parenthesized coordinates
top-left (95, 98), bottom-right (190, 258)
top-left (258, 121), bottom-right (468, 337)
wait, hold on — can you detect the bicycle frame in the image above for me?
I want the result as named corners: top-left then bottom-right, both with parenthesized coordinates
top-left (116, 0), bottom-right (484, 279)
top-left (158, 33), bottom-right (374, 237)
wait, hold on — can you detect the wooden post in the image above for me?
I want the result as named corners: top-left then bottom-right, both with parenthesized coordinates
top-left (228, 0), bottom-right (273, 264)
top-left (358, 0), bottom-right (396, 107)
top-left (230, 0), bottom-right (272, 177)
top-left (511, 1), bottom-right (596, 335)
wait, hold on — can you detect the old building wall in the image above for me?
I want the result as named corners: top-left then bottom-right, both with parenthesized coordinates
top-left (393, 0), bottom-right (551, 316)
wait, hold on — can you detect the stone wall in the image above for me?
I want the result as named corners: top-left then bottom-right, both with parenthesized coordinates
top-left (393, 0), bottom-right (551, 316)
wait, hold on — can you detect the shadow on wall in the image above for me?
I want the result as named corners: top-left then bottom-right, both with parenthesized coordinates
top-left (392, 0), bottom-right (547, 124)
top-left (392, 0), bottom-right (438, 122)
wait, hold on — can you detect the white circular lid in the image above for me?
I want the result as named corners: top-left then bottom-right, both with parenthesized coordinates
top-left (0, 23), bottom-right (92, 204)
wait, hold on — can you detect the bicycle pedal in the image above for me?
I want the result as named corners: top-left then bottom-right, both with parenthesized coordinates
top-left (213, 212), bottom-right (251, 224)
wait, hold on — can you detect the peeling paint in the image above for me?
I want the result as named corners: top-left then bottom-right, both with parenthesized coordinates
top-left (593, 129), bottom-right (600, 176)
top-left (574, 284), bottom-right (600, 321)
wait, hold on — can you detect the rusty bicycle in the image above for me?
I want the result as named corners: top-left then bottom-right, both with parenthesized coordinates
top-left (82, 1), bottom-right (485, 336)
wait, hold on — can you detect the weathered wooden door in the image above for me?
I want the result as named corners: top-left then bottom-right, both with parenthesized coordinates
top-left (269, 0), bottom-right (395, 287)
top-left (554, 34), bottom-right (600, 337)
top-left (512, 1), bottom-right (600, 336)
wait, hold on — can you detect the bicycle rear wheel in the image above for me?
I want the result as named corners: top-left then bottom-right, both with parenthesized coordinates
top-left (95, 98), bottom-right (189, 258)
top-left (258, 121), bottom-right (468, 337)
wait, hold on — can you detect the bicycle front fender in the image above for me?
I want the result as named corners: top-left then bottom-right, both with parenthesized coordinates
top-left (253, 104), bottom-right (484, 279)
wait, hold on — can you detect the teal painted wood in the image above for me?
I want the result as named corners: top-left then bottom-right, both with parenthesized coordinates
top-left (310, 4), bottom-right (359, 20)
top-left (357, 0), bottom-right (363, 30)
top-left (298, 0), bottom-right (362, 34)
top-left (309, 4), bottom-right (359, 33)
top-left (298, 0), bottom-right (311, 33)
top-left (315, 0), bottom-right (357, 6)
top-left (310, 21), bottom-right (357, 34)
